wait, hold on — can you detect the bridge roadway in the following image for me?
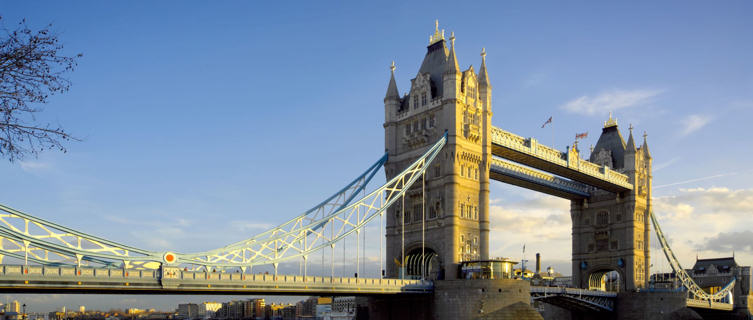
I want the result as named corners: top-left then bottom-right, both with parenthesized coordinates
top-left (0, 265), bottom-right (431, 295)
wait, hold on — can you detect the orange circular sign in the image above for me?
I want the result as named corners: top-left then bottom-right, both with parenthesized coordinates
top-left (163, 252), bottom-right (177, 264)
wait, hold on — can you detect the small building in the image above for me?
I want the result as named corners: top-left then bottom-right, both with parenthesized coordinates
top-left (688, 256), bottom-right (753, 317)
top-left (459, 258), bottom-right (517, 279)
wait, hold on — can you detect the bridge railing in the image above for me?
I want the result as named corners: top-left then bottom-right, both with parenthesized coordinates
top-left (530, 286), bottom-right (617, 298)
top-left (490, 126), bottom-right (632, 189)
top-left (0, 264), bottom-right (432, 293)
top-left (489, 158), bottom-right (591, 195)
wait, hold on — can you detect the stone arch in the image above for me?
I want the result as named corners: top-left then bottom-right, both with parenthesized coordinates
top-left (404, 245), bottom-right (442, 280)
top-left (586, 266), bottom-right (625, 292)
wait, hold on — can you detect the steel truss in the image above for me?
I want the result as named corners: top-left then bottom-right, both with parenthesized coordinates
top-left (0, 134), bottom-right (446, 272)
top-left (650, 211), bottom-right (735, 304)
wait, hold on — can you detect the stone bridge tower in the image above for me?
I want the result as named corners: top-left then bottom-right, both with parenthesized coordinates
top-left (571, 117), bottom-right (653, 291)
top-left (383, 23), bottom-right (491, 280)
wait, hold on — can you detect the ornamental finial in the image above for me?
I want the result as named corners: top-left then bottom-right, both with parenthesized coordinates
top-left (390, 61), bottom-right (395, 72)
top-left (629, 123), bottom-right (634, 133)
top-left (429, 20), bottom-right (445, 45)
top-left (481, 47), bottom-right (486, 59)
top-left (604, 111), bottom-right (618, 128)
top-left (450, 31), bottom-right (455, 46)
top-left (643, 131), bottom-right (648, 139)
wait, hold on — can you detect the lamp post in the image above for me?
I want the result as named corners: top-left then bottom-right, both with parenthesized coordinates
top-left (22, 303), bottom-right (26, 320)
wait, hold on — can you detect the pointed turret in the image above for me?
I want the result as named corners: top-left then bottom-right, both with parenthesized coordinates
top-left (626, 124), bottom-right (637, 153)
top-left (385, 61), bottom-right (400, 101)
top-left (445, 32), bottom-right (460, 74)
top-left (478, 48), bottom-right (490, 86)
top-left (589, 113), bottom-right (627, 169)
top-left (642, 132), bottom-right (651, 158)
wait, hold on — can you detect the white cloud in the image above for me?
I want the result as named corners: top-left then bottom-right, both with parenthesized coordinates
top-left (488, 193), bottom-right (571, 264)
top-left (19, 160), bottom-right (52, 172)
top-left (678, 114), bottom-right (712, 136)
top-left (561, 89), bottom-right (663, 116)
top-left (651, 187), bottom-right (753, 269)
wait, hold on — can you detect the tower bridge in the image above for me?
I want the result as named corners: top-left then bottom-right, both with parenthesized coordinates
top-left (0, 23), bottom-right (745, 319)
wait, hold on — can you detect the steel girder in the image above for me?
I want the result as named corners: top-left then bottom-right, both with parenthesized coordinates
top-left (0, 133), bottom-right (447, 272)
top-left (650, 211), bottom-right (735, 304)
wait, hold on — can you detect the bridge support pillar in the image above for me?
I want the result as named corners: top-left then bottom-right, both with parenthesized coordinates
top-left (364, 279), bottom-right (541, 319)
top-left (614, 291), bottom-right (698, 320)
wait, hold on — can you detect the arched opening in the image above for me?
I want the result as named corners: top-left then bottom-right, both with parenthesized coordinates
top-left (588, 269), bottom-right (622, 292)
top-left (405, 247), bottom-right (440, 280)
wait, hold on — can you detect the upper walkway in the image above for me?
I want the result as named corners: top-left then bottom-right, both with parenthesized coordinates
top-left (491, 126), bottom-right (633, 193)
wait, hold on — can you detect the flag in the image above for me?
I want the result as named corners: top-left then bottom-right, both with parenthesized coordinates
top-left (575, 132), bottom-right (588, 140)
top-left (541, 116), bottom-right (552, 128)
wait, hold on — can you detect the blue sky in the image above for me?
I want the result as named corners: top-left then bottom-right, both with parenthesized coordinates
top-left (1, 0), bottom-right (752, 312)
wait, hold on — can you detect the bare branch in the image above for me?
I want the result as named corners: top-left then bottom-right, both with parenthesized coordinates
top-left (0, 16), bottom-right (81, 161)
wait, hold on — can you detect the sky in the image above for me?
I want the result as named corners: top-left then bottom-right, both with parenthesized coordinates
top-left (1, 0), bottom-right (753, 312)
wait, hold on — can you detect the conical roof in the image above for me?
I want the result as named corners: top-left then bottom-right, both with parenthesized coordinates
top-left (642, 132), bottom-right (651, 158)
top-left (589, 125), bottom-right (627, 169)
top-left (626, 126), bottom-right (637, 153)
top-left (385, 61), bottom-right (400, 100)
top-left (479, 48), bottom-right (490, 86)
top-left (445, 32), bottom-right (460, 74)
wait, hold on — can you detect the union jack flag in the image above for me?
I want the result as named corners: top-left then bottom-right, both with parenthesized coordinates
top-left (575, 132), bottom-right (588, 140)
top-left (541, 116), bottom-right (552, 128)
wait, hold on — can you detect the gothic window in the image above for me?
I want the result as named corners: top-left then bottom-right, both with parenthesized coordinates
top-left (413, 95), bottom-right (418, 109)
top-left (405, 124), bottom-right (410, 135)
top-left (421, 118), bottom-right (427, 130)
top-left (412, 121), bottom-right (418, 132)
top-left (421, 93), bottom-right (427, 106)
top-left (429, 205), bottom-right (436, 219)
top-left (597, 211), bottom-right (609, 226)
top-left (474, 206), bottom-right (478, 220)
top-left (475, 169), bottom-right (479, 180)
top-left (429, 115), bottom-right (436, 128)
top-left (459, 203), bottom-right (464, 218)
top-left (413, 204), bottom-right (422, 222)
top-left (434, 164), bottom-right (440, 178)
top-left (404, 210), bottom-right (411, 223)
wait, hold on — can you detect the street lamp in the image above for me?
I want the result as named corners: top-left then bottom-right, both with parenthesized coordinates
top-left (22, 303), bottom-right (26, 320)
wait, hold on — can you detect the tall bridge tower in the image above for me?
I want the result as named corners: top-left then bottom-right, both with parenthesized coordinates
top-left (383, 23), bottom-right (491, 280)
top-left (571, 118), bottom-right (653, 291)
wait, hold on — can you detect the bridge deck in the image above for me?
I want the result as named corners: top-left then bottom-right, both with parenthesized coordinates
top-left (490, 157), bottom-right (590, 200)
top-left (491, 126), bottom-right (633, 193)
top-left (0, 265), bottom-right (432, 295)
top-left (686, 298), bottom-right (734, 311)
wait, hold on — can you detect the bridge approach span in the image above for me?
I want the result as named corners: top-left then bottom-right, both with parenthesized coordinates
top-left (0, 265), bottom-right (431, 295)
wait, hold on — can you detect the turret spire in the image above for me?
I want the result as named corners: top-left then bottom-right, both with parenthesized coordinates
top-left (626, 124), bottom-right (637, 153)
top-left (445, 31), bottom-right (460, 74)
top-left (642, 131), bottom-right (651, 158)
top-left (385, 61), bottom-right (400, 100)
top-left (479, 48), bottom-right (490, 86)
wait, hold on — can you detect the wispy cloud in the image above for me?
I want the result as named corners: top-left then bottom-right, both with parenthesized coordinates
top-left (678, 114), bottom-right (712, 136)
top-left (653, 157), bottom-right (680, 172)
top-left (561, 89), bottom-right (663, 116)
top-left (654, 171), bottom-right (744, 189)
top-left (19, 160), bottom-right (52, 172)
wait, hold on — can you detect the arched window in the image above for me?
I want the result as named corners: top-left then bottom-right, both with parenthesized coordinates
top-left (597, 211), bottom-right (609, 226)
